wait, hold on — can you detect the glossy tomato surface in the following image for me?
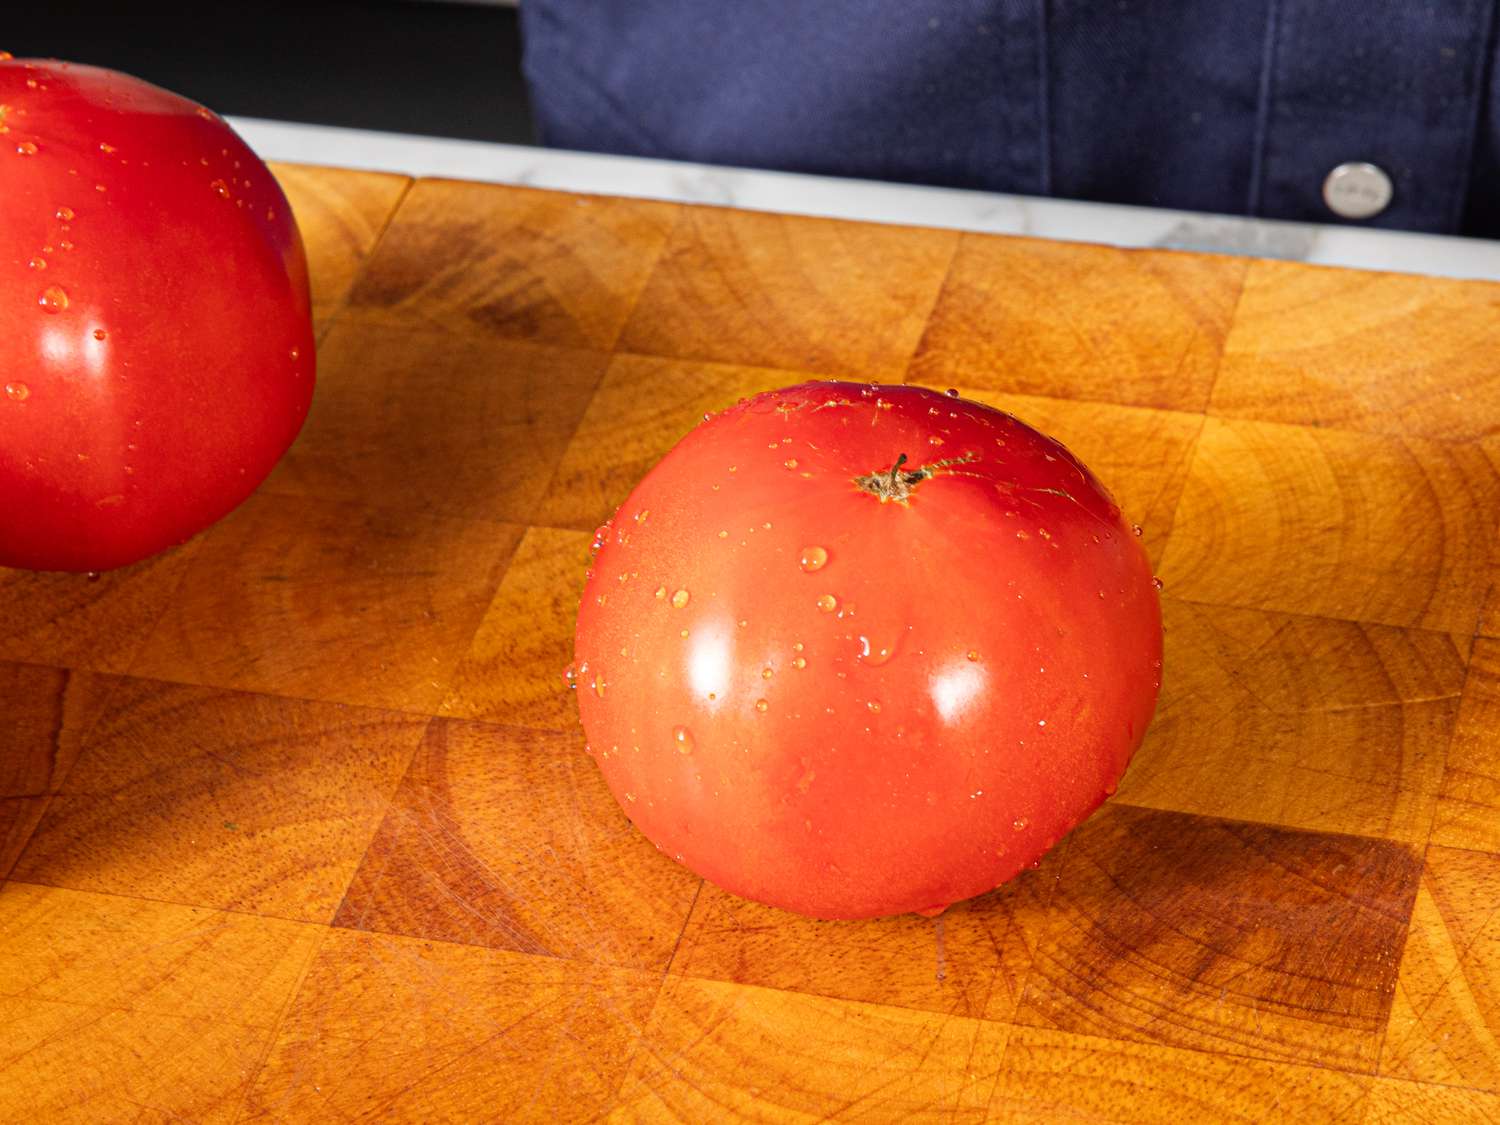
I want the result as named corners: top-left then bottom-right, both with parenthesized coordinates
top-left (0, 58), bottom-right (314, 571)
top-left (574, 381), bottom-right (1162, 920)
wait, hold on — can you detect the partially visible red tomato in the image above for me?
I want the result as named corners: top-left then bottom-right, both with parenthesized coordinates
top-left (573, 381), bottom-right (1162, 920)
top-left (0, 58), bottom-right (314, 572)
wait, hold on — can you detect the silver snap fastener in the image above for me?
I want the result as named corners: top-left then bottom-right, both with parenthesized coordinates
top-left (1322, 162), bottom-right (1393, 220)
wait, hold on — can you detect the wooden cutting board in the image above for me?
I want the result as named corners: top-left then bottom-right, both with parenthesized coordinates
top-left (1, 163), bottom-right (1498, 1123)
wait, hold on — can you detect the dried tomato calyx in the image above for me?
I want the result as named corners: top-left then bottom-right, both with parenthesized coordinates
top-left (854, 451), bottom-right (978, 505)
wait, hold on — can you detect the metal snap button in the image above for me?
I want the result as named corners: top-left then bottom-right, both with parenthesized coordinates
top-left (1322, 162), bottom-right (1393, 220)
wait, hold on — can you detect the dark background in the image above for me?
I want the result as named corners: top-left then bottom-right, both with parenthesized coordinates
top-left (1, 1), bottom-right (536, 144)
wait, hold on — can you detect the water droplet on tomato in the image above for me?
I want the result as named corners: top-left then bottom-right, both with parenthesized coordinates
top-left (671, 588), bottom-right (690, 609)
top-left (38, 285), bottom-right (68, 313)
top-left (816, 593), bottom-right (838, 613)
top-left (737, 618), bottom-right (748, 628)
top-left (783, 458), bottom-right (799, 470)
top-left (1152, 576), bottom-right (1164, 590)
top-left (16, 140), bottom-right (38, 155)
top-left (86, 571), bottom-right (101, 582)
top-left (799, 546), bottom-right (828, 572)
top-left (92, 328), bottom-right (106, 341)
top-left (1132, 524), bottom-right (1143, 537)
top-left (5, 382), bottom-right (30, 402)
top-left (1012, 817), bottom-right (1029, 831)
top-left (791, 656), bottom-right (807, 669)
top-left (717, 530), bottom-right (728, 539)
top-left (944, 387), bottom-right (959, 398)
top-left (27, 255), bottom-right (46, 270)
top-left (857, 636), bottom-right (895, 666)
top-left (966, 650), bottom-right (980, 661)
top-left (1104, 779), bottom-right (1118, 796)
top-left (653, 585), bottom-right (667, 600)
top-left (761, 665), bottom-right (774, 680)
top-left (562, 663), bottom-right (578, 690)
top-left (55, 205), bottom-right (74, 221)
top-left (867, 700), bottom-right (882, 713)
top-left (755, 698), bottom-right (769, 713)
top-left (99, 141), bottom-right (116, 154)
top-left (929, 435), bottom-right (944, 446)
top-left (210, 178), bottom-right (230, 199)
top-left (593, 678), bottom-right (606, 698)
top-left (58, 240), bottom-right (73, 251)
top-left (673, 725), bottom-right (695, 753)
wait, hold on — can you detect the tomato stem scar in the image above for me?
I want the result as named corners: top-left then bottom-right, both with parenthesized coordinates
top-left (856, 450), bottom-right (979, 505)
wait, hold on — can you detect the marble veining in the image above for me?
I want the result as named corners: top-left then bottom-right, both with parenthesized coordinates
top-left (228, 115), bottom-right (1500, 283)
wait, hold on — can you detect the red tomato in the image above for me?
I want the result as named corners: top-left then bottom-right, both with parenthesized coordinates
top-left (0, 58), bottom-right (314, 572)
top-left (573, 381), bottom-right (1162, 920)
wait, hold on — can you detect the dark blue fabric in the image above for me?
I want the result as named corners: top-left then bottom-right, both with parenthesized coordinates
top-left (521, 1), bottom-right (1500, 237)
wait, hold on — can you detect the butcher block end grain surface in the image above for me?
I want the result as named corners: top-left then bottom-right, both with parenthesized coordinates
top-left (2, 169), bottom-right (1499, 1123)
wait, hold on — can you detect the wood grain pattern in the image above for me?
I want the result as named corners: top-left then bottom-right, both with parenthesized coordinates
top-left (13, 678), bottom-right (426, 921)
top-left (619, 207), bottom-right (958, 379)
top-left (6, 164), bottom-right (1500, 1119)
top-left (441, 525), bottom-right (593, 729)
top-left (244, 926), bottom-right (658, 1123)
top-left (0, 542), bottom-right (200, 674)
top-left (0, 883), bottom-right (321, 1124)
top-left (268, 163), bottom-right (410, 332)
top-left (1381, 845), bottom-right (1500, 1091)
top-left (987, 1026), bottom-right (1372, 1124)
top-left (344, 180), bottom-right (679, 350)
top-left (1013, 804), bottom-right (1422, 1072)
top-left (1362, 1077), bottom-right (1500, 1123)
top-left (535, 353), bottom-right (810, 533)
top-left (130, 491), bottom-right (523, 713)
top-left (336, 718), bottom-right (701, 970)
top-left (1432, 639), bottom-right (1500, 855)
top-left (670, 846), bottom-right (1065, 1024)
top-left (0, 663), bottom-right (117, 877)
top-left (1158, 416), bottom-right (1500, 632)
top-left (1210, 259), bottom-right (1500, 442)
top-left (263, 322), bottom-right (607, 523)
top-left (611, 976), bottom-right (1008, 1123)
top-left (1118, 599), bottom-right (1465, 842)
top-left (1482, 526), bottom-right (1500, 638)
top-left (910, 237), bottom-right (1246, 410)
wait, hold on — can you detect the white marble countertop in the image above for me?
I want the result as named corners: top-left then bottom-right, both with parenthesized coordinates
top-left (228, 116), bottom-right (1500, 284)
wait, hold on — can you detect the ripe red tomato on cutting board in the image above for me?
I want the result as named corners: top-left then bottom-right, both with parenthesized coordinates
top-left (0, 57), bottom-right (314, 572)
top-left (574, 381), bottom-right (1162, 920)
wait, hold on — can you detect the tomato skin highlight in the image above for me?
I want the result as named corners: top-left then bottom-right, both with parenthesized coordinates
top-left (574, 382), bottom-right (1162, 921)
top-left (0, 59), bottom-right (315, 572)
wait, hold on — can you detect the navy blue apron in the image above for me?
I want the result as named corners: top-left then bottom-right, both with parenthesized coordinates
top-left (521, 1), bottom-right (1500, 237)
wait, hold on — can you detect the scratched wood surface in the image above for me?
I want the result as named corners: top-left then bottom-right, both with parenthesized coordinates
top-left (2, 164), bottom-right (1499, 1124)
